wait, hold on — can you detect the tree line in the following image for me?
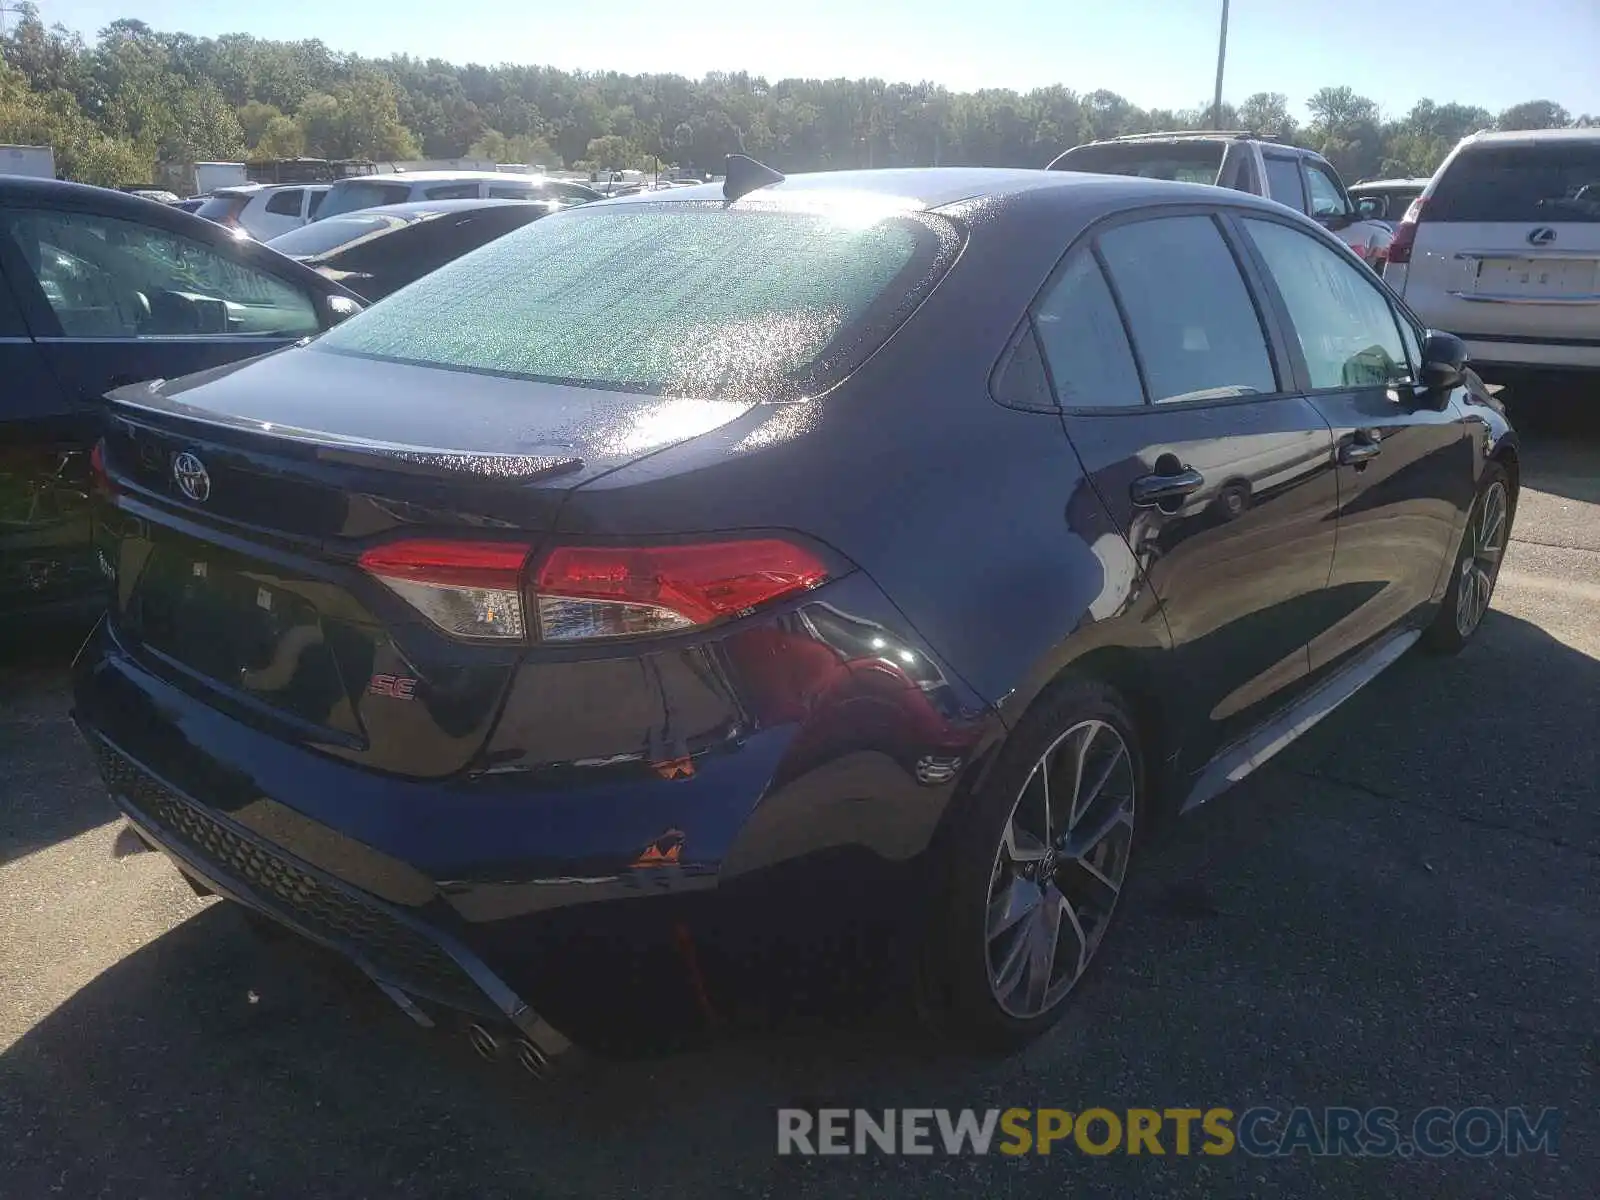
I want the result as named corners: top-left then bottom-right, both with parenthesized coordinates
top-left (0, 6), bottom-right (1591, 189)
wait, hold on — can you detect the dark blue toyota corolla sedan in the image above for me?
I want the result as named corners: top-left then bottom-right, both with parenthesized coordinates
top-left (74, 160), bottom-right (1518, 1068)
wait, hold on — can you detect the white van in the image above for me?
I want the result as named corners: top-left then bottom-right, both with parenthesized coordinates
top-left (315, 172), bottom-right (600, 220)
top-left (1384, 128), bottom-right (1600, 371)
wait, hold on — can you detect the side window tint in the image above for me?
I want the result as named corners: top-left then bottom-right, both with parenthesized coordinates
top-left (1097, 215), bottom-right (1277, 403)
top-left (1244, 217), bottom-right (1411, 389)
top-left (5, 210), bottom-right (320, 339)
top-left (1305, 164), bottom-right (1348, 218)
top-left (265, 189), bottom-right (303, 217)
top-left (1032, 253), bottom-right (1144, 408)
top-left (307, 190), bottom-right (328, 218)
top-left (424, 183), bottom-right (481, 200)
top-left (1264, 157), bottom-right (1306, 212)
top-left (487, 185), bottom-right (539, 200)
top-left (991, 323), bottom-right (1055, 412)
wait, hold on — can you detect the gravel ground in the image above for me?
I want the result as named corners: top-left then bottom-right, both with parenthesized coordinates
top-left (1, 414), bottom-right (1595, 1199)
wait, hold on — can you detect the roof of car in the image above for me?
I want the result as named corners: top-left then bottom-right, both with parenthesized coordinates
top-left (1350, 178), bottom-right (1430, 189)
top-left (1465, 127), bottom-right (1600, 145)
top-left (324, 198), bottom-right (547, 220)
top-left (0, 174), bottom-right (199, 213)
top-left (332, 171), bottom-right (560, 186)
top-left (602, 166), bottom-right (1290, 214)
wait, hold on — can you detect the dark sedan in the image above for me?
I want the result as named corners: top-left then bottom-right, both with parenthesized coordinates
top-left (0, 177), bottom-right (362, 620)
top-left (74, 162), bottom-right (1518, 1065)
top-left (266, 198), bottom-right (558, 302)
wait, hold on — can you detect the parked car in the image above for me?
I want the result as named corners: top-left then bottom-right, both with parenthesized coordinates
top-left (1384, 128), bottom-right (1600, 372)
top-left (0, 177), bottom-right (363, 620)
top-left (76, 163), bottom-right (1517, 1062)
top-left (1348, 177), bottom-right (1430, 228)
top-left (266, 198), bottom-right (558, 302)
top-left (1049, 131), bottom-right (1394, 267)
top-left (315, 172), bottom-right (600, 220)
top-left (194, 183), bottom-right (331, 241)
top-left (170, 198), bottom-right (206, 214)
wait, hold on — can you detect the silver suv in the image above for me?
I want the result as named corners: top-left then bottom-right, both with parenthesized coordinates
top-left (1049, 131), bottom-right (1393, 268)
top-left (1383, 128), bottom-right (1600, 372)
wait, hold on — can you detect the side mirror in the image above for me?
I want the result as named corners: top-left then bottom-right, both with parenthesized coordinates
top-left (1420, 330), bottom-right (1467, 392)
top-left (1355, 195), bottom-right (1387, 221)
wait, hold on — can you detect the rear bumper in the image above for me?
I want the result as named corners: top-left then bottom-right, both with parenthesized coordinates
top-left (72, 572), bottom-right (999, 1037)
top-left (88, 729), bottom-right (573, 1058)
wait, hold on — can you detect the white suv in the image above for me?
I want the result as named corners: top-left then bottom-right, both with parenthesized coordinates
top-left (194, 183), bottom-right (331, 241)
top-left (314, 172), bottom-right (601, 220)
top-left (1384, 128), bottom-right (1600, 371)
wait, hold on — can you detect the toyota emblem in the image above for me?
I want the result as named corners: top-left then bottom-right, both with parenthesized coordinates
top-left (1527, 226), bottom-right (1557, 246)
top-left (172, 452), bottom-right (211, 502)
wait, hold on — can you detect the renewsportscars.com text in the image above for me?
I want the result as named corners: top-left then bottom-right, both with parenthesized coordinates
top-left (776, 1106), bottom-right (1561, 1158)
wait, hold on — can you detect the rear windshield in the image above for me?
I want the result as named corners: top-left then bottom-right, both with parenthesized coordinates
top-left (195, 194), bottom-right (249, 221)
top-left (1432, 144), bottom-right (1600, 223)
top-left (318, 180), bottom-right (414, 218)
top-left (313, 204), bottom-right (957, 400)
top-left (1052, 142), bottom-right (1224, 184)
top-left (269, 213), bottom-right (412, 257)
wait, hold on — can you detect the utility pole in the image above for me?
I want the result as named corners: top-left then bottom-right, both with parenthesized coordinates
top-left (1212, 0), bottom-right (1231, 130)
top-left (0, 0), bottom-right (27, 40)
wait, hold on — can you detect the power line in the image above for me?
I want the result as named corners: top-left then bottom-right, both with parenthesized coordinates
top-left (0, 1), bottom-right (29, 41)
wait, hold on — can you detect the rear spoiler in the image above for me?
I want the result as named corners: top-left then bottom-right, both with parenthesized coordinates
top-left (106, 385), bottom-right (584, 483)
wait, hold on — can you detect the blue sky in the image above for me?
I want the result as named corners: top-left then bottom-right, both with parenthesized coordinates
top-left (31, 0), bottom-right (1600, 120)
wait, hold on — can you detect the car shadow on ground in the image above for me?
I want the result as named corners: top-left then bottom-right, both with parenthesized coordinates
top-left (2, 609), bottom-right (1594, 1198)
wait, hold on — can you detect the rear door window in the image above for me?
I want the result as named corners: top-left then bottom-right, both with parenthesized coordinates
top-left (307, 189), bottom-right (328, 218)
top-left (1031, 253), bottom-right (1144, 409)
top-left (1264, 156), bottom-right (1306, 212)
top-left (1096, 214), bottom-right (1278, 403)
top-left (1431, 144), bottom-right (1600, 223)
top-left (265, 189), bottom-right (304, 217)
top-left (314, 205), bottom-right (957, 400)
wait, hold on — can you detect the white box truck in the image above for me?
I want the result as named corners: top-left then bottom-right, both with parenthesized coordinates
top-left (1, 145), bottom-right (56, 179)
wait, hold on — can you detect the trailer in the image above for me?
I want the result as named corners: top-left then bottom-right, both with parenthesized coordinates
top-left (1, 145), bottom-right (56, 179)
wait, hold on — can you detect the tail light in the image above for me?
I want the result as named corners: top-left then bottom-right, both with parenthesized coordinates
top-left (1387, 199), bottom-right (1424, 266)
top-left (360, 540), bottom-right (531, 640)
top-left (359, 537), bottom-right (832, 643)
top-left (88, 440), bottom-right (115, 497)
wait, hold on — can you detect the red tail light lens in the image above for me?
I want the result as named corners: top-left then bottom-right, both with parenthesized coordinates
top-left (533, 540), bottom-right (831, 642)
top-left (88, 440), bottom-right (114, 497)
top-left (359, 540), bottom-right (532, 639)
top-left (359, 536), bottom-right (832, 643)
top-left (1387, 199), bottom-right (1424, 266)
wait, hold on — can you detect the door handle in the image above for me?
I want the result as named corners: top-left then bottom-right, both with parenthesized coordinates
top-left (1130, 466), bottom-right (1205, 508)
top-left (1337, 439), bottom-right (1382, 465)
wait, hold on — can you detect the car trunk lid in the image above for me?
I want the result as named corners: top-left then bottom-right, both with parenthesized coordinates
top-left (100, 345), bottom-right (754, 777)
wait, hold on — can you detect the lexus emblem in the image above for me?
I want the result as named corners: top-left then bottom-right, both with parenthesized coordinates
top-left (1527, 226), bottom-right (1557, 246)
top-left (172, 452), bottom-right (211, 502)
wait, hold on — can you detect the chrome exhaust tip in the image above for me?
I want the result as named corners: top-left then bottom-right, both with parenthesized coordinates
top-left (513, 1037), bottom-right (551, 1079)
top-left (466, 1022), bottom-right (501, 1061)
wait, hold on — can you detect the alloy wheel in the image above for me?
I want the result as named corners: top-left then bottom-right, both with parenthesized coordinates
top-left (1455, 481), bottom-right (1509, 639)
top-left (984, 719), bottom-right (1136, 1020)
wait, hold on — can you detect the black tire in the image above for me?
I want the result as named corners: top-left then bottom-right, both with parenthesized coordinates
top-left (1422, 463), bottom-right (1512, 655)
top-left (918, 677), bottom-right (1144, 1051)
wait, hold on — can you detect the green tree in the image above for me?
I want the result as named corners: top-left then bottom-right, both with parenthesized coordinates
top-left (1497, 99), bottom-right (1572, 131)
top-left (1237, 92), bottom-right (1297, 142)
